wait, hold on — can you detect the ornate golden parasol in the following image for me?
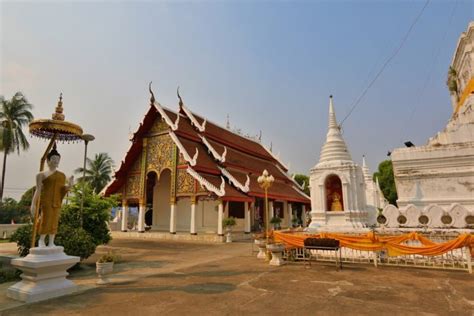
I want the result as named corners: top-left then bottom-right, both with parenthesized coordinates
top-left (29, 94), bottom-right (84, 248)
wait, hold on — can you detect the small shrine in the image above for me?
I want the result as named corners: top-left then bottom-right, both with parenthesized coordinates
top-left (309, 96), bottom-right (385, 231)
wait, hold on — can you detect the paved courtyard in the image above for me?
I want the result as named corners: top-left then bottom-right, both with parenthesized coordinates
top-left (1, 238), bottom-right (473, 315)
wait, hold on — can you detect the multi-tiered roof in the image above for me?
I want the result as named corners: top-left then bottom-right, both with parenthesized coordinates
top-left (104, 89), bottom-right (310, 204)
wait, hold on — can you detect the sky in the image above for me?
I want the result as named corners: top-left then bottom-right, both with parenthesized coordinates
top-left (0, 0), bottom-right (473, 200)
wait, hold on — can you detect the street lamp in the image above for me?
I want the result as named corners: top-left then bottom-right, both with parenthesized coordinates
top-left (257, 169), bottom-right (274, 248)
top-left (80, 134), bottom-right (95, 227)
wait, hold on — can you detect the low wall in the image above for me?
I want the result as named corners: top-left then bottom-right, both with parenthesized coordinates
top-left (0, 224), bottom-right (26, 239)
top-left (380, 203), bottom-right (474, 229)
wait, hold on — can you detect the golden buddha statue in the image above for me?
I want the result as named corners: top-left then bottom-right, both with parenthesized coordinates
top-left (30, 145), bottom-right (73, 248)
top-left (330, 191), bottom-right (343, 212)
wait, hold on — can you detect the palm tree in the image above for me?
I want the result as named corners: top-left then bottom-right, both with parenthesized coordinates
top-left (75, 153), bottom-right (114, 193)
top-left (0, 92), bottom-right (34, 201)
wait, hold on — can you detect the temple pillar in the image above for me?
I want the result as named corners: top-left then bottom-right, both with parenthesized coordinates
top-left (283, 201), bottom-right (289, 227)
top-left (302, 204), bottom-right (307, 227)
top-left (269, 201), bottom-right (274, 219)
top-left (170, 202), bottom-right (177, 234)
top-left (244, 202), bottom-right (251, 233)
top-left (250, 201), bottom-right (256, 230)
top-left (121, 201), bottom-right (128, 232)
top-left (217, 200), bottom-right (224, 236)
top-left (190, 196), bottom-right (197, 235)
top-left (138, 202), bottom-right (145, 233)
top-left (287, 202), bottom-right (292, 227)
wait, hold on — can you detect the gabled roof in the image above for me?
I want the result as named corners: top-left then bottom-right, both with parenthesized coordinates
top-left (104, 90), bottom-right (310, 204)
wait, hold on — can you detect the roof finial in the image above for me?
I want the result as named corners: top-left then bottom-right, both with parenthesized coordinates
top-left (148, 82), bottom-right (155, 105)
top-left (177, 86), bottom-right (183, 110)
top-left (226, 114), bottom-right (230, 129)
top-left (270, 141), bottom-right (273, 152)
top-left (258, 130), bottom-right (262, 142)
top-left (52, 92), bottom-right (65, 121)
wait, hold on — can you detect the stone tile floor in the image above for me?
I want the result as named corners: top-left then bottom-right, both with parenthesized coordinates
top-left (1, 239), bottom-right (473, 315)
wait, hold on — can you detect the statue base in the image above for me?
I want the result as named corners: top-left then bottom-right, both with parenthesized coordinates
top-left (7, 246), bottom-right (80, 303)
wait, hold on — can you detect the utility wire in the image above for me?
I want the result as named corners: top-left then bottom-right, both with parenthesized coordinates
top-left (340, 0), bottom-right (431, 126)
top-left (399, 0), bottom-right (458, 143)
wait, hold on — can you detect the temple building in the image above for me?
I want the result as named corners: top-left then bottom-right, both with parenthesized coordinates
top-left (309, 96), bottom-right (386, 231)
top-left (392, 22), bottom-right (474, 216)
top-left (104, 87), bottom-right (310, 236)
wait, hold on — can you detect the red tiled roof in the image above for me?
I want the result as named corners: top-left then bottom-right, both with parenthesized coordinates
top-left (104, 100), bottom-right (309, 204)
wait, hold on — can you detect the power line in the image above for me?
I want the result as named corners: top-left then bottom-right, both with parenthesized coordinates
top-left (340, 0), bottom-right (431, 126)
top-left (399, 0), bottom-right (458, 143)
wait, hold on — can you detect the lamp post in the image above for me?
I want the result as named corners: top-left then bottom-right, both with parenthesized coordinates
top-left (257, 169), bottom-right (274, 248)
top-left (80, 134), bottom-right (95, 227)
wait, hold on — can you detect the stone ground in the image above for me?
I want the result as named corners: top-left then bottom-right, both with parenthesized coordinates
top-left (1, 238), bottom-right (474, 315)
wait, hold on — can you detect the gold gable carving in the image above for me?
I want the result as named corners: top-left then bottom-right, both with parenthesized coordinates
top-left (126, 174), bottom-right (140, 198)
top-left (149, 119), bottom-right (169, 134)
top-left (146, 134), bottom-right (175, 173)
top-left (177, 169), bottom-right (194, 194)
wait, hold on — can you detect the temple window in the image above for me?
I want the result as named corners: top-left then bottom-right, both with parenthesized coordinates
top-left (228, 201), bottom-right (245, 219)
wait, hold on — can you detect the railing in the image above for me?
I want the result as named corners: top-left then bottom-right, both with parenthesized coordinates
top-left (284, 245), bottom-right (472, 273)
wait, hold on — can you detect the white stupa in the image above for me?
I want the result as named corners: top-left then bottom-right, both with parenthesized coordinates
top-left (309, 96), bottom-right (383, 231)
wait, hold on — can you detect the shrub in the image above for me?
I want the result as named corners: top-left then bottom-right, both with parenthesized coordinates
top-left (270, 216), bottom-right (282, 224)
top-left (10, 224), bottom-right (36, 257)
top-left (222, 217), bottom-right (236, 228)
top-left (97, 251), bottom-right (120, 263)
top-left (55, 225), bottom-right (96, 260)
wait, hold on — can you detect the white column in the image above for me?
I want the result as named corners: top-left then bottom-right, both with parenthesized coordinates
top-left (283, 201), bottom-right (289, 227)
top-left (138, 203), bottom-right (145, 232)
top-left (170, 202), bottom-right (177, 234)
top-left (217, 201), bottom-right (224, 236)
top-left (287, 203), bottom-right (292, 227)
top-left (244, 202), bottom-right (250, 233)
top-left (121, 202), bottom-right (128, 231)
top-left (190, 198), bottom-right (197, 235)
top-left (269, 201), bottom-right (274, 219)
top-left (302, 204), bottom-right (307, 227)
top-left (319, 185), bottom-right (326, 211)
top-left (250, 201), bottom-right (255, 229)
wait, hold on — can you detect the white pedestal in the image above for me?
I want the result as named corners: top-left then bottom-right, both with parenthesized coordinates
top-left (267, 244), bottom-right (285, 266)
top-left (255, 240), bottom-right (267, 259)
top-left (7, 246), bottom-right (80, 303)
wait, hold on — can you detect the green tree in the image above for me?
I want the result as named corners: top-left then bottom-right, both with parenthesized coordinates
top-left (293, 174), bottom-right (310, 196)
top-left (0, 197), bottom-right (30, 224)
top-left (75, 153), bottom-right (114, 193)
top-left (0, 92), bottom-right (34, 201)
top-left (373, 160), bottom-right (398, 206)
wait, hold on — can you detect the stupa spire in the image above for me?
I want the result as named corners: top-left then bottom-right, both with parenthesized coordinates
top-left (317, 95), bottom-right (352, 164)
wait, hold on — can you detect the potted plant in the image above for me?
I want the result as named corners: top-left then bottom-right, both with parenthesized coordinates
top-left (96, 251), bottom-right (120, 285)
top-left (270, 216), bottom-right (282, 230)
top-left (222, 217), bottom-right (237, 243)
top-left (291, 217), bottom-right (299, 228)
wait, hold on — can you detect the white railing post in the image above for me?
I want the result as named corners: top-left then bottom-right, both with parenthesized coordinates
top-left (465, 247), bottom-right (472, 274)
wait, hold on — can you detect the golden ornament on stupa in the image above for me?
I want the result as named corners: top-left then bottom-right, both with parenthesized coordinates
top-left (29, 93), bottom-right (83, 142)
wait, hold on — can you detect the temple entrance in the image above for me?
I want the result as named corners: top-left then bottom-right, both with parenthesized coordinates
top-left (325, 175), bottom-right (344, 211)
top-left (152, 169), bottom-right (171, 229)
top-left (145, 172), bottom-right (157, 227)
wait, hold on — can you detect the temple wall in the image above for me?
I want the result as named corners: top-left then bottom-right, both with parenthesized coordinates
top-left (380, 203), bottom-right (474, 229)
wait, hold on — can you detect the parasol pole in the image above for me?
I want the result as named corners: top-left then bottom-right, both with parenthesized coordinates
top-left (30, 133), bottom-right (58, 249)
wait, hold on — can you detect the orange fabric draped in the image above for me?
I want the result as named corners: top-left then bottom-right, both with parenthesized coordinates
top-left (273, 231), bottom-right (473, 257)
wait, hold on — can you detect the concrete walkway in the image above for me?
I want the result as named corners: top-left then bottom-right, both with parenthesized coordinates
top-left (1, 238), bottom-right (473, 315)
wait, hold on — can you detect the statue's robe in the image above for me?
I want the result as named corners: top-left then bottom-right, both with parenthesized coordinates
top-left (38, 171), bottom-right (67, 235)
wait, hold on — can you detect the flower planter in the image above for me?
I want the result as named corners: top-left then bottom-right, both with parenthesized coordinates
top-left (225, 227), bottom-right (233, 243)
top-left (96, 261), bottom-right (114, 285)
top-left (266, 243), bottom-right (285, 266)
top-left (254, 239), bottom-right (267, 259)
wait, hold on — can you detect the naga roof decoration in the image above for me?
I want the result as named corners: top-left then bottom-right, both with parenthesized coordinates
top-left (218, 166), bottom-right (250, 193)
top-left (168, 131), bottom-right (199, 166)
top-left (200, 135), bottom-right (227, 163)
top-left (103, 85), bottom-right (310, 204)
top-left (186, 167), bottom-right (225, 197)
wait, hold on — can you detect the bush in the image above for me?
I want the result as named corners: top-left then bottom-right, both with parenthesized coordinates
top-left (222, 217), bottom-right (236, 228)
top-left (61, 184), bottom-right (117, 246)
top-left (10, 224), bottom-right (36, 257)
top-left (270, 216), bottom-right (282, 224)
top-left (97, 251), bottom-right (120, 263)
top-left (10, 223), bottom-right (96, 260)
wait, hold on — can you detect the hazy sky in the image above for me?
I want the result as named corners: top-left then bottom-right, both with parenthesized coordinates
top-left (1, 0), bottom-right (472, 200)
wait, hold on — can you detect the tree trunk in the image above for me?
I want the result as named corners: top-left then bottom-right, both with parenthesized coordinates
top-left (0, 150), bottom-right (7, 202)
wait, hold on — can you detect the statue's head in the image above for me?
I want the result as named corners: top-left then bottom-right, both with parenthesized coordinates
top-left (47, 144), bottom-right (61, 169)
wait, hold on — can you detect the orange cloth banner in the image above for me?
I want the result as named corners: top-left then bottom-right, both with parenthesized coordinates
top-left (273, 230), bottom-right (473, 257)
